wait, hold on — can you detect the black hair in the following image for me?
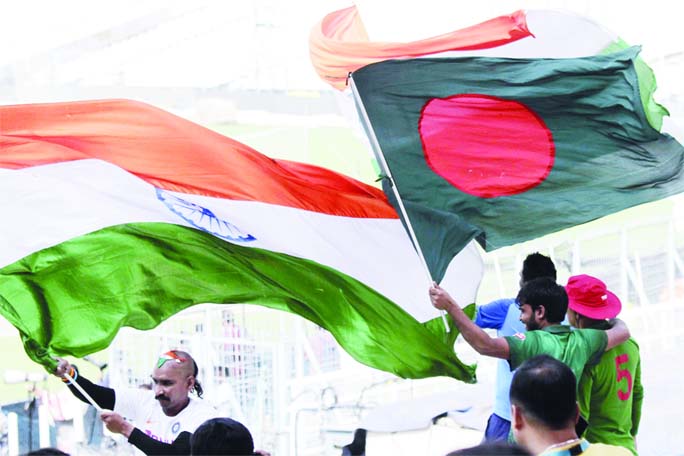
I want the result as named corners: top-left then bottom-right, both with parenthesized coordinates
top-left (509, 355), bottom-right (577, 430)
top-left (516, 277), bottom-right (567, 323)
top-left (191, 358), bottom-right (203, 399)
top-left (190, 417), bottom-right (255, 455)
top-left (521, 252), bottom-right (556, 283)
top-left (24, 449), bottom-right (70, 456)
top-left (446, 442), bottom-right (531, 455)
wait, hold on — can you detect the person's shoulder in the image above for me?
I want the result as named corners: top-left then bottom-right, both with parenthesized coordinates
top-left (570, 327), bottom-right (608, 355)
top-left (480, 297), bottom-right (516, 309)
top-left (573, 326), bottom-right (606, 339)
top-left (183, 398), bottom-right (219, 427)
top-left (476, 297), bottom-right (516, 328)
top-left (626, 336), bottom-right (641, 351)
top-left (507, 331), bottom-right (530, 341)
top-left (112, 387), bottom-right (157, 418)
top-left (189, 396), bottom-right (216, 407)
top-left (507, 327), bottom-right (563, 353)
top-left (584, 442), bottom-right (632, 455)
top-left (188, 397), bottom-right (218, 414)
top-left (117, 387), bottom-right (156, 402)
top-left (508, 325), bottom-right (555, 339)
top-left (602, 335), bottom-right (641, 351)
top-left (504, 328), bottom-right (545, 351)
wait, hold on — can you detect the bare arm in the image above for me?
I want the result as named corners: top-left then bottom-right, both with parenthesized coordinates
top-left (430, 283), bottom-right (510, 359)
top-left (605, 318), bottom-right (630, 351)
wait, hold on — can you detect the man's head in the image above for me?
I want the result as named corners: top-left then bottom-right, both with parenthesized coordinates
top-left (520, 252), bottom-right (556, 287)
top-left (152, 350), bottom-right (202, 416)
top-left (565, 274), bottom-right (621, 328)
top-left (190, 417), bottom-right (255, 455)
top-left (26, 449), bottom-right (70, 456)
top-left (510, 355), bottom-right (578, 447)
top-left (446, 442), bottom-right (531, 455)
top-left (516, 277), bottom-right (567, 330)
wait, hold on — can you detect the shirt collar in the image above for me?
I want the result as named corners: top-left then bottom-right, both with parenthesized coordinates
top-left (542, 324), bottom-right (571, 334)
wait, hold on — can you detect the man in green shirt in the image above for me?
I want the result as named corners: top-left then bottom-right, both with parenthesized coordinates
top-left (429, 277), bottom-right (630, 382)
top-left (566, 274), bottom-right (643, 455)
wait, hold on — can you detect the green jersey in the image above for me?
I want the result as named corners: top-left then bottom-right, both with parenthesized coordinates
top-left (578, 335), bottom-right (643, 455)
top-left (505, 325), bottom-right (607, 381)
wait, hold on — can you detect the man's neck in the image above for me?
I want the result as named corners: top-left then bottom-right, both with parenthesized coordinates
top-left (164, 397), bottom-right (191, 417)
top-left (579, 318), bottom-right (610, 330)
top-left (528, 428), bottom-right (580, 454)
top-left (537, 320), bottom-right (558, 330)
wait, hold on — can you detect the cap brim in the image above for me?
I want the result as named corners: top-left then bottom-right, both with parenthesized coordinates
top-left (569, 290), bottom-right (621, 320)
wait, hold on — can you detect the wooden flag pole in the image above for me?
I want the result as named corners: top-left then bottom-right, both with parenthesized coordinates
top-left (349, 74), bottom-right (451, 333)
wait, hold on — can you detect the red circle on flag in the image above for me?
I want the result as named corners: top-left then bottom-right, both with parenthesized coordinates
top-left (419, 94), bottom-right (555, 198)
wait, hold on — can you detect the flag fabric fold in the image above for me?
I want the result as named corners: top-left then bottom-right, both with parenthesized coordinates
top-left (350, 47), bottom-right (684, 264)
top-left (309, 6), bottom-right (531, 90)
top-left (0, 99), bottom-right (482, 381)
top-left (311, 7), bottom-right (667, 131)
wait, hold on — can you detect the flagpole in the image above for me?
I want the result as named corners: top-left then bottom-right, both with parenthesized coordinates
top-left (349, 74), bottom-right (450, 333)
top-left (62, 372), bottom-right (104, 412)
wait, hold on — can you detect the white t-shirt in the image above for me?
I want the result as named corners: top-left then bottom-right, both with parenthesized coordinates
top-left (114, 388), bottom-right (218, 445)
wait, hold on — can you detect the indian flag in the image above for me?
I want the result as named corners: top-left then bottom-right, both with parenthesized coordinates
top-left (0, 99), bottom-right (482, 381)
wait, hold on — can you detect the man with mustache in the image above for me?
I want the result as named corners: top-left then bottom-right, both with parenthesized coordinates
top-left (53, 350), bottom-right (217, 455)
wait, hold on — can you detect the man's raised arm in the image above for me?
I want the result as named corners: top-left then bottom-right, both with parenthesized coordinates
top-left (430, 283), bottom-right (510, 360)
top-left (52, 358), bottom-right (115, 410)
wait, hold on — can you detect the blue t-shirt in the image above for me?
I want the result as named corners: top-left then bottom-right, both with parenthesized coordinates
top-left (475, 298), bottom-right (525, 421)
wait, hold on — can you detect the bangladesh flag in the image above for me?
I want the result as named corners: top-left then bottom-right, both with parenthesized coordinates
top-left (350, 46), bottom-right (684, 275)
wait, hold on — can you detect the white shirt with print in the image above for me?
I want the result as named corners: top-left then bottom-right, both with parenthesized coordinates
top-left (114, 388), bottom-right (217, 453)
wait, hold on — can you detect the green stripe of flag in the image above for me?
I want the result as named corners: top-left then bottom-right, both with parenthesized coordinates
top-left (0, 222), bottom-right (476, 381)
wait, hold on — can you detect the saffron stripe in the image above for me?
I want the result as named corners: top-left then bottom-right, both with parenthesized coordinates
top-left (0, 99), bottom-right (396, 218)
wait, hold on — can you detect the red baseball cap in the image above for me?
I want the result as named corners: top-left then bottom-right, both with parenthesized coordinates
top-left (566, 274), bottom-right (621, 320)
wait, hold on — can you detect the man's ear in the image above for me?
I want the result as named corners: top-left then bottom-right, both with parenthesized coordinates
top-left (535, 305), bottom-right (546, 320)
top-left (511, 404), bottom-right (524, 431)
